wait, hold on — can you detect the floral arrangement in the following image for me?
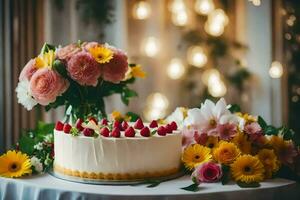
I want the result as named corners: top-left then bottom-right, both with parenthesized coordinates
top-left (166, 98), bottom-right (300, 191)
top-left (16, 41), bottom-right (145, 117)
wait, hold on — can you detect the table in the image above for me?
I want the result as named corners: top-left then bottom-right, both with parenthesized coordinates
top-left (1, 174), bottom-right (300, 200)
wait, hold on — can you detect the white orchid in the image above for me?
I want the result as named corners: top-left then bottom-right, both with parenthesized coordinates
top-left (165, 107), bottom-right (187, 129)
top-left (183, 98), bottom-right (239, 135)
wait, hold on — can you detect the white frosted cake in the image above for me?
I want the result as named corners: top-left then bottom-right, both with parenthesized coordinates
top-left (53, 118), bottom-right (182, 180)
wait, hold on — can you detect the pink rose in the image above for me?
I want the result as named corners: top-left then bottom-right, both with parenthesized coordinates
top-left (67, 51), bottom-right (101, 86)
top-left (217, 123), bottom-right (238, 141)
top-left (56, 43), bottom-right (81, 62)
top-left (102, 49), bottom-right (128, 83)
top-left (30, 68), bottom-right (69, 105)
top-left (192, 161), bottom-right (222, 183)
top-left (82, 41), bottom-right (99, 51)
top-left (19, 59), bottom-right (38, 81)
top-left (244, 122), bottom-right (263, 141)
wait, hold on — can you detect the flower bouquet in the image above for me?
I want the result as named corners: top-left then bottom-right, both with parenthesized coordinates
top-left (166, 98), bottom-right (300, 191)
top-left (16, 41), bottom-right (145, 118)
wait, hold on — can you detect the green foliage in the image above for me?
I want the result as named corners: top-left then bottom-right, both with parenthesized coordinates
top-left (221, 164), bottom-right (231, 185)
top-left (228, 104), bottom-right (241, 113)
top-left (40, 43), bottom-right (56, 54)
top-left (126, 112), bottom-right (140, 122)
top-left (237, 181), bottom-right (260, 188)
top-left (181, 183), bottom-right (200, 192)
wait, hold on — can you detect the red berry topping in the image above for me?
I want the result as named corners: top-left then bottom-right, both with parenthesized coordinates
top-left (165, 124), bottom-right (173, 134)
top-left (100, 118), bottom-right (108, 126)
top-left (111, 127), bottom-right (121, 138)
top-left (55, 121), bottom-right (64, 131)
top-left (63, 123), bottom-right (72, 134)
top-left (88, 117), bottom-right (98, 124)
top-left (134, 118), bottom-right (144, 130)
top-left (75, 118), bottom-right (84, 131)
top-left (113, 121), bottom-right (122, 129)
top-left (83, 128), bottom-right (94, 137)
top-left (100, 127), bottom-right (110, 137)
top-left (170, 121), bottom-right (178, 131)
top-left (157, 126), bottom-right (167, 136)
top-left (149, 120), bottom-right (158, 128)
top-left (125, 127), bottom-right (135, 137)
top-left (140, 127), bottom-right (150, 137)
top-left (122, 121), bottom-right (129, 130)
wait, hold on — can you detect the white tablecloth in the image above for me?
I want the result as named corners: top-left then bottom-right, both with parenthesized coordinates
top-left (1, 174), bottom-right (299, 200)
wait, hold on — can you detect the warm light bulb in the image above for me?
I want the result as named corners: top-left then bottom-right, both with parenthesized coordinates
top-left (201, 68), bottom-right (220, 85)
top-left (143, 107), bottom-right (167, 121)
top-left (208, 79), bottom-right (227, 97)
top-left (194, 0), bottom-right (215, 15)
top-left (167, 58), bottom-right (185, 79)
top-left (204, 20), bottom-right (224, 37)
top-left (208, 9), bottom-right (229, 26)
top-left (187, 46), bottom-right (207, 67)
top-left (169, 0), bottom-right (186, 13)
top-left (147, 93), bottom-right (169, 111)
top-left (142, 37), bottom-right (159, 57)
top-left (132, 1), bottom-right (151, 20)
top-left (172, 10), bottom-right (188, 26)
top-left (252, 0), bottom-right (261, 6)
top-left (269, 61), bottom-right (283, 78)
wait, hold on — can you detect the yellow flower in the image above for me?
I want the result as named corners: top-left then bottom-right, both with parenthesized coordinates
top-left (110, 110), bottom-right (130, 122)
top-left (35, 50), bottom-right (56, 68)
top-left (205, 136), bottom-right (219, 149)
top-left (131, 65), bottom-right (146, 78)
top-left (0, 150), bottom-right (32, 178)
top-left (231, 155), bottom-right (265, 183)
top-left (236, 112), bottom-right (257, 124)
top-left (232, 132), bottom-right (252, 154)
top-left (182, 144), bottom-right (212, 170)
top-left (257, 149), bottom-right (279, 178)
top-left (89, 46), bottom-right (113, 64)
top-left (213, 141), bottom-right (241, 165)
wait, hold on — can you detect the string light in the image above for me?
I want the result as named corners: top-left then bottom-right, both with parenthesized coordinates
top-left (208, 79), bottom-right (227, 97)
top-left (169, 0), bottom-right (186, 13)
top-left (194, 0), bottom-right (215, 15)
top-left (205, 9), bottom-right (228, 37)
top-left (167, 58), bottom-right (185, 79)
top-left (142, 37), bottom-right (159, 57)
top-left (269, 61), bottom-right (283, 78)
top-left (144, 93), bottom-right (169, 121)
top-left (187, 46), bottom-right (207, 67)
top-left (172, 10), bottom-right (188, 26)
top-left (132, 1), bottom-right (151, 20)
top-left (201, 68), bottom-right (220, 85)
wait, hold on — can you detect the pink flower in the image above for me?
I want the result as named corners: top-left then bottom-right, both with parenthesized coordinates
top-left (102, 49), bottom-right (128, 83)
top-left (56, 43), bottom-right (81, 62)
top-left (278, 142), bottom-right (298, 165)
top-left (244, 122), bottom-right (263, 141)
top-left (217, 123), bottom-right (238, 141)
top-left (82, 41), bottom-right (99, 50)
top-left (192, 161), bottom-right (222, 183)
top-left (67, 51), bottom-right (101, 86)
top-left (30, 68), bottom-right (69, 105)
top-left (182, 128), bottom-right (197, 149)
top-left (19, 59), bottom-right (38, 81)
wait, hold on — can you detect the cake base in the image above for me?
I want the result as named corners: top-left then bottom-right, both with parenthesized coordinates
top-left (49, 167), bottom-right (185, 185)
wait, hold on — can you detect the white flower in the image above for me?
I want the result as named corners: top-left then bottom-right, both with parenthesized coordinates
top-left (183, 98), bottom-right (239, 135)
top-left (166, 107), bottom-right (187, 128)
top-left (30, 156), bottom-right (43, 173)
top-left (15, 80), bottom-right (37, 110)
top-left (34, 142), bottom-right (43, 150)
top-left (44, 134), bottom-right (53, 143)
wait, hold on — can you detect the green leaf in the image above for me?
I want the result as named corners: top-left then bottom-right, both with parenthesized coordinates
top-left (121, 88), bottom-right (138, 105)
top-left (228, 104), bottom-right (241, 113)
top-left (264, 125), bottom-right (278, 135)
top-left (257, 116), bottom-right (267, 129)
top-left (40, 43), bottom-right (56, 54)
top-left (18, 135), bottom-right (35, 155)
top-left (237, 181), bottom-right (260, 188)
top-left (126, 112), bottom-right (140, 122)
top-left (71, 127), bottom-right (79, 136)
top-left (221, 164), bottom-right (230, 185)
top-left (151, 130), bottom-right (157, 136)
top-left (181, 183), bottom-right (200, 192)
top-left (53, 60), bottom-right (68, 78)
top-left (146, 180), bottom-right (162, 188)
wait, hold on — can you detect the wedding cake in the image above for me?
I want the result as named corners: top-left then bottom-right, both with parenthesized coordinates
top-left (53, 118), bottom-right (182, 180)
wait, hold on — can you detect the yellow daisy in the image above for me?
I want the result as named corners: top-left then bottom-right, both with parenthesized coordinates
top-left (131, 65), bottom-right (146, 78)
top-left (213, 141), bottom-right (241, 165)
top-left (205, 136), bottom-right (219, 149)
top-left (89, 46), bottom-right (113, 64)
top-left (257, 149), bottom-right (280, 179)
top-left (0, 150), bottom-right (32, 178)
top-left (232, 132), bottom-right (252, 154)
top-left (231, 154), bottom-right (265, 183)
top-left (182, 144), bottom-right (212, 170)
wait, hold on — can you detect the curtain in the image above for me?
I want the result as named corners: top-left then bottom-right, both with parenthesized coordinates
top-left (0, 0), bottom-right (44, 153)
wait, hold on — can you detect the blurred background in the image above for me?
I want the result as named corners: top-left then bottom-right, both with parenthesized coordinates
top-left (0, 0), bottom-right (299, 152)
